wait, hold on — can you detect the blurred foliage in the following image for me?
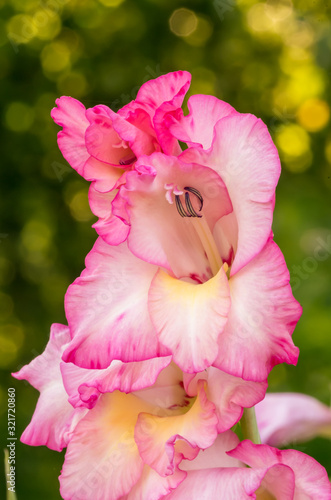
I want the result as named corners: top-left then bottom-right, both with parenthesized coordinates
top-left (0, 0), bottom-right (330, 497)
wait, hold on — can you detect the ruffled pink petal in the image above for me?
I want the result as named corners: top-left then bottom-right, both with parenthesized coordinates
top-left (228, 440), bottom-right (331, 499)
top-left (123, 152), bottom-right (232, 278)
top-left (134, 382), bottom-right (218, 477)
top-left (12, 324), bottom-right (85, 451)
top-left (153, 105), bottom-right (183, 156)
top-left (85, 106), bottom-right (135, 166)
top-left (167, 435), bottom-right (326, 499)
top-left (180, 431), bottom-right (242, 470)
top-left (114, 106), bottom-right (160, 157)
top-left (133, 363), bottom-right (186, 409)
top-left (126, 462), bottom-right (186, 500)
top-left (88, 184), bottom-right (116, 218)
top-left (63, 237), bottom-right (164, 368)
top-left (134, 71), bottom-right (192, 157)
top-left (51, 96), bottom-right (90, 176)
top-left (83, 157), bottom-right (123, 193)
top-left (256, 392), bottom-right (331, 447)
top-left (61, 356), bottom-right (172, 409)
top-left (148, 266), bottom-right (230, 373)
top-left (213, 239), bottom-right (301, 381)
top-left (164, 94), bottom-right (236, 150)
top-left (109, 71), bottom-right (191, 158)
top-left (60, 392), bottom-right (148, 500)
top-left (88, 185), bottom-right (130, 245)
top-left (258, 464), bottom-right (295, 499)
top-left (180, 112), bottom-right (281, 275)
top-left (164, 468), bottom-right (265, 500)
top-left (134, 71), bottom-right (191, 114)
top-left (184, 367), bottom-right (267, 432)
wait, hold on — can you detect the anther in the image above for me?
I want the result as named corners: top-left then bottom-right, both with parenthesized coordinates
top-left (185, 192), bottom-right (202, 218)
top-left (175, 195), bottom-right (189, 218)
top-left (184, 187), bottom-right (203, 211)
top-left (175, 187), bottom-right (204, 218)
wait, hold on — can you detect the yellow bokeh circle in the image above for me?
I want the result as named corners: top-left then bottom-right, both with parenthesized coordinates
top-left (41, 41), bottom-right (71, 73)
top-left (276, 123), bottom-right (310, 157)
top-left (297, 98), bottom-right (330, 132)
top-left (33, 9), bottom-right (61, 41)
top-left (265, 0), bottom-right (293, 21)
top-left (184, 16), bottom-right (213, 47)
top-left (276, 124), bottom-right (312, 173)
top-left (69, 191), bottom-right (94, 222)
top-left (246, 3), bottom-right (275, 32)
top-left (169, 8), bottom-right (198, 37)
top-left (6, 14), bottom-right (37, 45)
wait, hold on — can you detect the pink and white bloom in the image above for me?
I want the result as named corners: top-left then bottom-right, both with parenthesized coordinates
top-left (256, 392), bottom-right (331, 447)
top-left (52, 72), bottom-right (281, 277)
top-left (51, 71), bottom-right (191, 178)
top-left (60, 362), bottom-right (267, 499)
top-left (91, 93), bottom-right (282, 276)
top-left (54, 78), bottom-right (302, 381)
top-left (166, 437), bottom-right (331, 499)
top-left (51, 71), bottom-right (191, 243)
top-left (16, 71), bottom-right (329, 499)
top-left (63, 218), bottom-right (300, 382)
top-left (14, 323), bottom-right (270, 500)
top-left (60, 377), bottom-right (216, 500)
top-left (53, 74), bottom-right (302, 383)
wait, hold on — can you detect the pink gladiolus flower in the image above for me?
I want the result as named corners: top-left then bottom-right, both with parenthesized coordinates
top-left (14, 323), bottom-right (269, 500)
top-left (51, 72), bottom-right (279, 268)
top-left (51, 71), bottom-right (191, 243)
top-left (63, 230), bottom-right (300, 381)
top-left (256, 392), bottom-right (331, 447)
top-left (52, 72), bottom-right (302, 381)
top-left (107, 150), bottom-right (301, 380)
top-left (166, 438), bottom-right (331, 499)
top-left (15, 71), bottom-right (329, 498)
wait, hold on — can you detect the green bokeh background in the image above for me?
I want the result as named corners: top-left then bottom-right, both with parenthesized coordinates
top-left (1, 0), bottom-right (331, 498)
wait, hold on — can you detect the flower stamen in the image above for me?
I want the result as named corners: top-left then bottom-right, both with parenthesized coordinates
top-left (184, 192), bottom-right (202, 218)
top-left (175, 194), bottom-right (189, 217)
top-left (184, 186), bottom-right (203, 212)
top-left (174, 187), bottom-right (203, 218)
top-left (173, 186), bottom-right (223, 275)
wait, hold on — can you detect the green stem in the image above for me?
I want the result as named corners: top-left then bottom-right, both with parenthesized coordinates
top-left (241, 406), bottom-right (261, 444)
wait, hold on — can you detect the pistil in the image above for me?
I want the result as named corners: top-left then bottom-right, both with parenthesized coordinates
top-left (174, 186), bottom-right (224, 276)
top-left (191, 217), bottom-right (223, 276)
top-left (166, 184), bottom-right (225, 276)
